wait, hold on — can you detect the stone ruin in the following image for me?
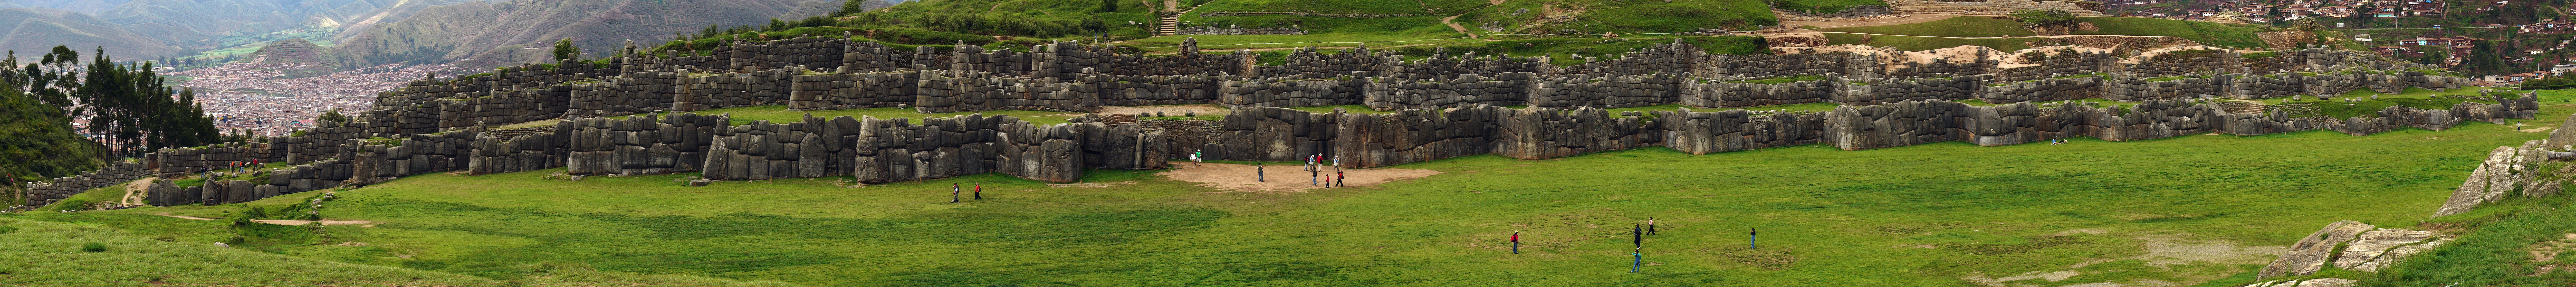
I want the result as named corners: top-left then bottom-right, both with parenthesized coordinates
top-left (12, 36), bottom-right (2533, 208)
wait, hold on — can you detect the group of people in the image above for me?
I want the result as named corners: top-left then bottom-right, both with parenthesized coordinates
top-left (949, 183), bottom-right (982, 203)
top-left (1304, 154), bottom-right (1345, 188)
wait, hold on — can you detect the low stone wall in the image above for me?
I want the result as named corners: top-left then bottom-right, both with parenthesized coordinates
top-left (1173, 25), bottom-right (1305, 35)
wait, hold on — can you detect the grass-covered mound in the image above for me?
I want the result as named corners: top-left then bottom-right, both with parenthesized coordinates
top-left (45, 101), bottom-right (2562, 286)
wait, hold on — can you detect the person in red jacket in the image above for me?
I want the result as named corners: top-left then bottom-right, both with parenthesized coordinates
top-left (1510, 231), bottom-right (1521, 254)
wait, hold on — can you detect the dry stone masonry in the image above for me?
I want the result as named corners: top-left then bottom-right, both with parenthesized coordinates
top-left (14, 36), bottom-right (2525, 208)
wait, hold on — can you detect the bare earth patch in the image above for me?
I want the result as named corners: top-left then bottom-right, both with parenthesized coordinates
top-left (1158, 162), bottom-right (1441, 192)
top-left (160, 213), bottom-right (377, 225)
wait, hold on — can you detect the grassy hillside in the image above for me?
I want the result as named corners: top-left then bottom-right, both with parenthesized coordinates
top-left (30, 101), bottom-right (2566, 286)
top-left (329, 0), bottom-right (803, 68)
top-left (0, 89), bottom-right (101, 186)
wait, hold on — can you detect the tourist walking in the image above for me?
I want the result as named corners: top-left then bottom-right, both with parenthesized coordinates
top-left (972, 183), bottom-right (982, 200)
top-left (1256, 163), bottom-right (1265, 181)
top-left (951, 184), bottom-right (961, 203)
top-left (1646, 218), bottom-right (1657, 235)
top-left (1510, 230), bottom-right (1521, 254)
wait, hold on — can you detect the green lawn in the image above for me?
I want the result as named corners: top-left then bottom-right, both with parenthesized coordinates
top-left (1124, 31), bottom-right (1480, 53)
top-left (1820, 16), bottom-right (2039, 38)
top-left (0, 216), bottom-right (799, 286)
top-left (1774, 0), bottom-right (1889, 13)
top-left (2073, 17), bottom-right (2271, 48)
top-left (629, 106), bottom-right (1089, 125)
top-left (1823, 33), bottom-right (2038, 51)
top-left (23, 106), bottom-right (2560, 286)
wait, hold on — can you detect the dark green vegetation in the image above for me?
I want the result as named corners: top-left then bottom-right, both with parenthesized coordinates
top-left (20, 100), bottom-right (2572, 285)
top-left (0, 70), bottom-right (101, 184)
top-left (1821, 16), bottom-right (2038, 38)
top-left (13, 47), bottom-right (224, 157)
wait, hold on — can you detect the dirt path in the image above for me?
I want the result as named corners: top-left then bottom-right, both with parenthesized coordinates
top-left (1160, 162), bottom-right (1442, 192)
top-left (1443, 15), bottom-right (1472, 35)
top-left (122, 178), bottom-right (155, 207)
top-left (160, 213), bottom-right (377, 225)
top-left (1784, 13), bottom-right (1965, 30)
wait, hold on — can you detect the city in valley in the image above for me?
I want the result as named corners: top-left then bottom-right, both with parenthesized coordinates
top-left (170, 62), bottom-right (485, 136)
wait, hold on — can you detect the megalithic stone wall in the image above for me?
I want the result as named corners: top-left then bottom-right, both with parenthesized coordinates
top-left (700, 116), bottom-right (861, 181)
top-left (24, 35), bottom-right (2536, 210)
top-left (24, 161), bottom-right (146, 207)
top-left (840, 115), bottom-right (1105, 183)
top-left (468, 125), bottom-right (570, 175)
top-left (566, 113), bottom-right (731, 175)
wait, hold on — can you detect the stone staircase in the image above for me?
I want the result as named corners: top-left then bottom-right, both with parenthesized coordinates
top-left (1158, 14), bottom-right (1182, 36)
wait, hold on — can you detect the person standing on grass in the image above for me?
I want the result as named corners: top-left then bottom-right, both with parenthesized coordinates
top-left (951, 184), bottom-right (961, 203)
top-left (1511, 230), bottom-right (1521, 254)
top-left (1750, 227), bottom-right (1759, 249)
top-left (1646, 218), bottom-right (1657, 235)
top-left (972, 183), bottom-right (982, 200)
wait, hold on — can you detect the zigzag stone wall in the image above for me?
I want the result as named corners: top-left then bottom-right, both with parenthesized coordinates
top-left (15, 36), bottom-right (2526, 210)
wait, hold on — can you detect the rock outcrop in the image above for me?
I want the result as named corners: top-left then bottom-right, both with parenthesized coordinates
top-left (2247, 221), bottom-right (2450, 285)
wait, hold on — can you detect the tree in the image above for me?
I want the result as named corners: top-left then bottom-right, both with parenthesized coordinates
top-left (552, 39), bottom-right (579, 62)
top-left (1099, 0), bottom-right (1118, 13)
top-left (317, 108), bottom-right (350, 126)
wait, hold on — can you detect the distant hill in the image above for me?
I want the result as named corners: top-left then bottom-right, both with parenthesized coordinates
top-left (329, 0), bottom-right (802, 67)
top-left (0, 8), bottom-right (179, 58)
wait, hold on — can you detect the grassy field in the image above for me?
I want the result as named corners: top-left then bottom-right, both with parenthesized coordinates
top-left (1820, 16), bottom-right (2038, 38)
top-left (14, 103), bottom-right (2563, 286)
top-left (618, 106), bottom-right (1088, 125)
top-left (0, 216), bottom-right (801, 286)
top-left (1823, 33), bottom-right (2038, 51)
top-left (2072, 17), bottom-right (2271, 48)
